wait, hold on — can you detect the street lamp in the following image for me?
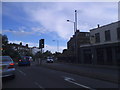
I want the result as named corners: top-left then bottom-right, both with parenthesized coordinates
top-left (67, 10), bottom-right (78, 63)
top-left (67, 10), bottom-right (77, 34)
top-left (67, 20), bottom-right (75, 35)
top-left (52, 40), bottom-right (59, 52)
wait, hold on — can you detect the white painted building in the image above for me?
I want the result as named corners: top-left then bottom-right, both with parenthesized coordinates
top-left (90, 21), bottom-right (120, 45)
top-left (79, 21), bottom-right (120, 66)
top-left (31, 47), bottom-right (41, 55)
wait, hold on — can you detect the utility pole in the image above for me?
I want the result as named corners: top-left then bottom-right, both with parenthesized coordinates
top-left (75, 10), bottom-right (77, 32)
top-left (75, 10), bottom-right (78, 63)
top-left (67, 10), bottom-right (78, 63)
top-left (57, 40), bottom-right (59, 52)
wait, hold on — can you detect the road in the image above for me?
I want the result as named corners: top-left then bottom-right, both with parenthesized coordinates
top-left (2, 63), bottom-right (119, 89)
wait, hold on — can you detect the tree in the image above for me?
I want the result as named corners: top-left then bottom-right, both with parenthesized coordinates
top-left (2, 34), bottom-right (9, 55)
top-left (43, 50), bottom-right (52, 57)
top-left (0, 34), bottom-right (2, 56)
top-left (1, 34), bottom-right (21, 62)
top-left (52, 52), bottom-right (62, 61)
top-left (53, 52), bottom-right (61, 57)
top-left (35, 51), bottom-right (43, 58)
top-left (2, 34), bottom-right (8, 45)
top-left (43, 50), bottom-right (53, 59)
top-left (2, 44), bottom-right (21, 62)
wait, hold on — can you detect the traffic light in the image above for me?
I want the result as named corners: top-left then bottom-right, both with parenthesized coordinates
top-left (41, 39), bottom-right (44, 48)
top-left (39, 39), bottom-right (44, 48)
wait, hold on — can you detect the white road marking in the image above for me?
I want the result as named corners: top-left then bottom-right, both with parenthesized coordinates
top-left (34, 82), bottom-right (45, 90)
top-left (17, 70), bottom-right (26, 76)
top-left (64, 76), bottom-right (95, 90)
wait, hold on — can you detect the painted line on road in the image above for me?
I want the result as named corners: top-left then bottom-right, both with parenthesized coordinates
top-left (64, 76), bottom-right (95, 90)
top-left (17, 70), bottom-right (26, 76)
top-left (34, 82), bottom-right (45, 90)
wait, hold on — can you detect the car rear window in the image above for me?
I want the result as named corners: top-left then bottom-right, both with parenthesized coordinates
top-left (1, 56), bottom-right (12, 62)
top-left (21, 56), bottom-right (30, 61)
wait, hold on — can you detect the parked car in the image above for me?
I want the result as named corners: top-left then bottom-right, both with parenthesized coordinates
top-left (18, 56), bottom-right (31, 66)
top-left (46, 57), bottom-right (53, 63)
top-left (0, 56), bottom-right (15, 78)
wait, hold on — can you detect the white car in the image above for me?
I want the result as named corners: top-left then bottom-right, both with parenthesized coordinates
top-left (46, 57), bottom-right (53, 63)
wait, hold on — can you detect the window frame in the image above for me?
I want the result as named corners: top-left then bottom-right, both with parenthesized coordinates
top-left (95, 33), bottom-right (100, 43)
top-left (105, 30), bottom-right (111, 41)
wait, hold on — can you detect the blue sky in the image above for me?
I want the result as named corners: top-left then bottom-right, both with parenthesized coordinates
top-left (2, 2), bottom-right (118, 53)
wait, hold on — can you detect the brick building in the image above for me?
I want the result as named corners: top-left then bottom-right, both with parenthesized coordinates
top-left (62, 30), bottom-right (90, 63)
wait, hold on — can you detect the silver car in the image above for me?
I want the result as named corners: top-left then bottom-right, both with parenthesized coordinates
top-left (0, 56), bottom-right (15, 78)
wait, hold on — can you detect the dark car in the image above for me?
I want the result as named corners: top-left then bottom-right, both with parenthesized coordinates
top-left (0, 56), bottom-right (15, 78)
top-left (18, 56), bottom-right (31, 66)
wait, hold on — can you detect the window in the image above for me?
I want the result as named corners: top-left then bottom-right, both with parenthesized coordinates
top-left (86, 33), bottom-right (90, 37)
top-left (83, 49), bottom-right (92, 64)
top-left (95, 33), bottom-right (100, 43)
top-left (117, 27), bottom-right (120, 40)
top-left (105, 30), bottom-right (111, 41)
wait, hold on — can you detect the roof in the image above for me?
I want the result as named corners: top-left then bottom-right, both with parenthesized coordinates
top-left (9, 43), bottom-right (29, 49)
top-left (90, 21), bottom-right (120, 31)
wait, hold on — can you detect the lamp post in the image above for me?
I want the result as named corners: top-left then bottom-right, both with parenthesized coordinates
top-left (53, 40), bottom-right (59, 53)
top-left (67, 10), bottom-right (77, 35)
top-left (67, 10), bottom-right (78, 63)
top-left (67, 20), bottom-right (75, 35)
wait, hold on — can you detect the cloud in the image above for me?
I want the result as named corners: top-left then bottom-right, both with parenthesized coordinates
top-left (44, 44), bottom-right (66, 53)
top-left (31, 27), bottom-right (48, 34)
top-left (22, 2), bottom-right (117, 40)
top-left (3, 29), bottom-right (34, 36)
top-left (3, 2), bottom-right (117, 39)
top-left (2, 26), bottom-right (46, 36)
top-left (3, 25), bottom-right (59, 37)
top-left (23, 4), bottom-right (73, 39)
top-left (0, 30), bottom-right (1, 35)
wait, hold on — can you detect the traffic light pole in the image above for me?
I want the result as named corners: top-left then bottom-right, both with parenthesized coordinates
top-left (40, 48), bottom-right (42, 65)
top-left (39, 39), bottom-right (44, 65)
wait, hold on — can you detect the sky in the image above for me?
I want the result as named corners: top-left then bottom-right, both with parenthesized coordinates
top-left (1, 1), bottom-right (118, 53)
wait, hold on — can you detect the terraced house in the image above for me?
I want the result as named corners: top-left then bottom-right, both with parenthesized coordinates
top-left (9, 42), bottom-right (30, 56)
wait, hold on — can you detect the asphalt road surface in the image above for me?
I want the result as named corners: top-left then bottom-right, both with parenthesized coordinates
top-left (2, 63), bottom-right (119, 89)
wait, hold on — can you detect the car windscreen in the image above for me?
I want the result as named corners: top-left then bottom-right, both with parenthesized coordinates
top-left (48, 57), bottom-right (52, 59)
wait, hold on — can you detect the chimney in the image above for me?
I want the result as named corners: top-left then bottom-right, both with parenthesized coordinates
top-left (20, 42), bottom-right (22, 45)
top-left (76, 30), bottom-right (79, 33)
top-left (97, 24), bottom-right (100, 28)
top-left (26, 44), bottom-right (28, 47)
top-left (75, 30), bottom-right (79, 35)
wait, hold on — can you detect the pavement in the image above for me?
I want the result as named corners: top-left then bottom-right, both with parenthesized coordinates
top-left (36, 60), bottom-right (120, 84)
